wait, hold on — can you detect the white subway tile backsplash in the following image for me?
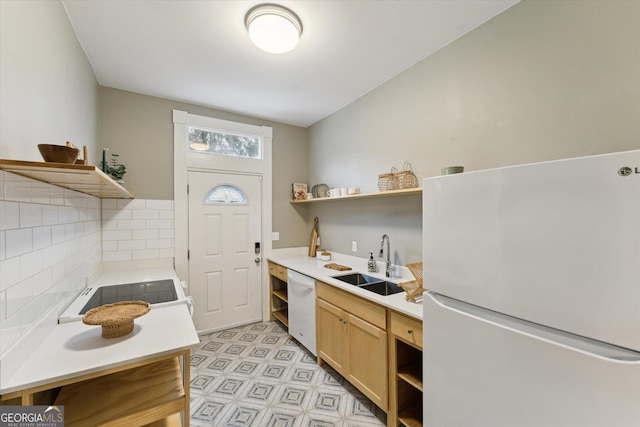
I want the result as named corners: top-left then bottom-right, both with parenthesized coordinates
top-left (158, 210), bottom-right (174, 220)
top-left (30, 182), bottom-right (52, 205)
top-left (42, 204), bottom-right (59, 226)
top-left (102, 219), bottom-right (118, 231)
top-left (132, 209), bottom-right (159, 220)
top-left (1, 178), bottom-right (177, 360)
top-left (117, 199), bottom-right (145, 210)
top-left (146, 219), bottom-right (172, 230)
top-left (1, 173), bottom-right (103, 359)
top-left (117, 219), bottom-right (146, 230)
top-left (132, 249), bottom-right (159, 260)
top-left (118, 240), bottom-right (145, 251)
top-left (0, 257), bottom-right (20, 291)
top-left (32, 268), bottom-right (53, 296)
top-left (6, 278), bottom-right (33, 318)
top-left (102, 241), bottom-right (117, 251)
top-left (100, 199), bottom-right (174, 266)
top-left (159, 229), bottom-right (173, 239)
top-left (20, 250), bottom-right (43, 281)
top-left (0, 290), bottom-right (6, 321)
top-left (52, 262), bottom-right (65, 285)
top-left (19, 203), bottom-right (42, 228)
top-left (4, 174), bottom-right (34, 202)
top-left (0, 201), bottom-right (20, 230)
top-left (102, 250), bottom-right (132, 262)
top-left (147, 239), bottom-right (172, 249)
top-left (33, 226), bottom-right (52, 250)
top-left (132, 229), bottom-right (159, 240)
top-left (6, 228), bottom-right (33, 258)
top-left (103, 208), bottom-right (131, 221)
top-left (59, 206), bottom-right (80, 224)
top-left (103, 230), bottom-right (132, 241)
top-left (51, 224), bottom-right (66, 245)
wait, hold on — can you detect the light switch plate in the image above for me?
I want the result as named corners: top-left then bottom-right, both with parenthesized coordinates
top-left (351, 241), bottom-right (357, 252)
top-left (272, 232), bottom-right (280, 241)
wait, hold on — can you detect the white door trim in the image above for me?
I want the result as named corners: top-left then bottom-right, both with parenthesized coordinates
top-left (173, 110), bottom-right (273, 323)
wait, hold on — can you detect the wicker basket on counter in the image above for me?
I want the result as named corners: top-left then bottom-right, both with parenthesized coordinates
top-left (397, 162), bottom-right (418, 189)
top-left (83, 301), bottom-right (151, 338)
top-left (378, 167), bottom-right (398, 191)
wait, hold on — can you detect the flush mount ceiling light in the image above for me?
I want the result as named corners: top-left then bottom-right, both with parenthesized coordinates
top-left (245, 4), bottom-right (302, 54)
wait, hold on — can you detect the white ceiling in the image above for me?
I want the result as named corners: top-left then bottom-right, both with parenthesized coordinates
top-left (63, 0), bottom-right (518, 128)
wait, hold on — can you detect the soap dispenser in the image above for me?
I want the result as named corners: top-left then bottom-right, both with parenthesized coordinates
top-left (368, 252), bottom-right (377, 272)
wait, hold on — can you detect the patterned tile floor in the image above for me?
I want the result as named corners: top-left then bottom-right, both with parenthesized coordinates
top-left (189, 321), bottom-right (387, 427)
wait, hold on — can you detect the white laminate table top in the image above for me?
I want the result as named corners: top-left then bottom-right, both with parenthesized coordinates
top-left (1, 303), bottom-right (198, 394)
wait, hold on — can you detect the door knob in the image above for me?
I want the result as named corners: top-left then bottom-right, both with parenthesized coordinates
top-left (255, 257), bottom-right (261, 265)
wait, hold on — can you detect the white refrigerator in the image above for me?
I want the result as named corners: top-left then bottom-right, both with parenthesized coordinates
top-left (422, 150), bottom-right (640, 427)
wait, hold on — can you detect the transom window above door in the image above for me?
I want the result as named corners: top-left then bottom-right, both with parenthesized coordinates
top-left (188, 126), bottom-right (262, 159)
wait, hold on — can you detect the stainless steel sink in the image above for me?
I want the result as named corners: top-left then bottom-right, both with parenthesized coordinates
top-left (332, 273), bottom-right (404, 296)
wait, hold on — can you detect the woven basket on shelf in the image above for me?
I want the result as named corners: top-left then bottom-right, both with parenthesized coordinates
top-left (397, 162), bottom-right (418, 189)
top-left (378, 167), bottom-right (398, 191)
top-left (83, 301), bottom-right (151, 338)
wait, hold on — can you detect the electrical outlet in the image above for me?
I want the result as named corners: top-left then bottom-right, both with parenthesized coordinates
top-left (351, 241), bottom-right (357, 252)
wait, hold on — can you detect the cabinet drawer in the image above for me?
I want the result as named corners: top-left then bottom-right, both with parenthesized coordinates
top-left (390, 311), bottom-right (423, 349)
top-left (317, 281), bottom-right (386, 330)
top-left (276, 265), bottom-right (287, 281)
top-left (268, 262), bottom-right (288, 281)
top-left (268, 261), bottom-right (277, 277)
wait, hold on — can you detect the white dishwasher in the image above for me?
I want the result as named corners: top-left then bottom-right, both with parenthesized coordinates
top-left (287, 269), bottom-right (316, 356)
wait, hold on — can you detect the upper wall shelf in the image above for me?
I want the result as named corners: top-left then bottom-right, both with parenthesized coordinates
top-left (0, 159), bottom-right (133, 199)
top-left (290, 187), bottom-right (421, 204)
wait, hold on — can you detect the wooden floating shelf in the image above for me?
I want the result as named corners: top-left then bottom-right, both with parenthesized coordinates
top-left (290, 187), bottom-right (421, 204)
top-left (0, 159), bottom-right (133, 199)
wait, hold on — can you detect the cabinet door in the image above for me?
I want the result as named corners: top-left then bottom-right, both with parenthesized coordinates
top-left (348, 314), bottom-right (388, 411)
top-left (317, 299), bottom-right (348, 376)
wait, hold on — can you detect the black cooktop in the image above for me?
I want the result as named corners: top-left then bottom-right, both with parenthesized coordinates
top-left (80, 279), bottom-right (178, 314)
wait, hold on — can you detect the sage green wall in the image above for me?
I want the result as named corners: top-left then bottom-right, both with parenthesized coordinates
top-left (98, 87), bottom-right (308, 248)
top-left (307, 0), bottom-right (640, 265)
top-left (0, 0), bottom-right (98, 161)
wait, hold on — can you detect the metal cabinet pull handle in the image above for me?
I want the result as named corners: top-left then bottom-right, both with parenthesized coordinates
top-left (407, 329), bottom-right (413, 334)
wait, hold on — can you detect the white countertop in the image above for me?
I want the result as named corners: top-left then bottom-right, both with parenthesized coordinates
top-left (0, 268), bottom-right (199, 395)
top-left (268, 251), bottom-right (423, 320)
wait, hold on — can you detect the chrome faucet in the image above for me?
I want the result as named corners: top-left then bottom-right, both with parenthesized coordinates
top-left (379, 234), bottom-right (393, 277)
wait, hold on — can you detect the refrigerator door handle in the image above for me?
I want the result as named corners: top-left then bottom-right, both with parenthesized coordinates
top-left (427, 292), bottom-right (640, 364)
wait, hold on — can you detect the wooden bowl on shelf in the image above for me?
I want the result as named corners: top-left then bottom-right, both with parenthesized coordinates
top-left (37, 144), bottom-right (79, 163)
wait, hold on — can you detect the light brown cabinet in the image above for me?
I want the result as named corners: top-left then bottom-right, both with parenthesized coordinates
top-left (268, 261), bottom-right (289, 328)
top-left (316, 281), bottom-right (388, 412)
top-left (388, 311), bottom-right (423, 427)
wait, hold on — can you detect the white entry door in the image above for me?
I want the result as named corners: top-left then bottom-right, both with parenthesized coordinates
top-left (188, 171), bottom-right (262, 333)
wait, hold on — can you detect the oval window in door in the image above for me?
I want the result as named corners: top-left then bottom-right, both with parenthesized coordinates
top-left (204, 184), bottom-right (248, 205)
